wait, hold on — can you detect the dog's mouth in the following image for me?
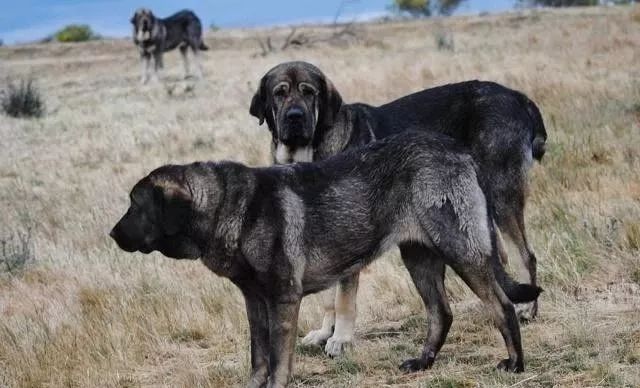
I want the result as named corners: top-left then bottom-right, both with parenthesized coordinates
top-left (110, 228), bottom-right (155, 254)
top-left (110, 234), bottom-right (139, 253)
top-left (278, 126), bottom-right (312, 148)
top-left (156, 237), bottom-right (202, 260)
top-left (276, 105), bottom-right (316, 148)
top-left (135, 26), bottom-right (153, 43)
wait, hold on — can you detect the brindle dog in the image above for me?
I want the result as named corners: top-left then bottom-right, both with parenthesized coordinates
top-left (250, 61), bottom-right (547, 356)
top-left (111, 131), bottom-right (542, 387)
top-left (131, 8), bottom-right (208, 84)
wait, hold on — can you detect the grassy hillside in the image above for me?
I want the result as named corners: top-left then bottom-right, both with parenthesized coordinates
top-left (1, 5), bottom-right (639, 387)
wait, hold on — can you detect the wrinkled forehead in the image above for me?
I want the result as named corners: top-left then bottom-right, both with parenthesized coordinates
top-left (266, 65), bottom-right (323, 90)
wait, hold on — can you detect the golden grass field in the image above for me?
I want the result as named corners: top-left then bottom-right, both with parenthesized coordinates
top-left (1, 5), bottom-right (640, 387)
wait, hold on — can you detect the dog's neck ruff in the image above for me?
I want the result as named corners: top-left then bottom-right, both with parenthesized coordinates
top-left (274, 143), bottom-right (313, 164)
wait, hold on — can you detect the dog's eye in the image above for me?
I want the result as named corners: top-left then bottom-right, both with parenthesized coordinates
top-left (299, 84), bottom-right (317, 97)
top-left (273, 82), bottom-right (289, 98)
top-left (273, 87), bottom-right (288, 98)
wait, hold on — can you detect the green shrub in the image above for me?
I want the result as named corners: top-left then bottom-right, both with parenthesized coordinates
top-left (391, 0), bottom-right (465, 17)
top-left (54, 24), bottom-right (98, 42)
top-left (1, 79), bottom-right (45, 118)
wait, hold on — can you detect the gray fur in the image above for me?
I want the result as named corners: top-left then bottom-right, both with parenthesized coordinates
top-left (250, 62), bottom-right (547, 350)
top-left (110, 131), bottom-right (541, 387)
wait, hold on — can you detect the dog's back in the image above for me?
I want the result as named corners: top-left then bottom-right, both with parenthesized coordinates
top-left (160, 9), bottom-right (208, 51)
top-left (274, 131), bottom-right (480, 283)
top-left (349, 81), bottom-right (545, 161)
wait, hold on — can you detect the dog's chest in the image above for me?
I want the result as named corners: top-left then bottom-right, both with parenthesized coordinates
top-left (138, 41), bottom-right (156, 53)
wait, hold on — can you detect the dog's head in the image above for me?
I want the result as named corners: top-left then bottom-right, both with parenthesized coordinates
top-left (110, 165), bottom-right (201, 260)
top-left (130, 8), bottom-right (156, 44)
top-left (250, 61), bottom-right (343, 163)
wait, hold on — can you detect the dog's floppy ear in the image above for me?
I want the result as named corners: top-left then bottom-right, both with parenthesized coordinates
top-left (130, 15), bottom-right (136, 24)
top-left (317, 77), bottom-right (343, 130)
top-left (153, 180), bottom-right (192, 235)
top-left (250, 76), bottom-right (267, 125)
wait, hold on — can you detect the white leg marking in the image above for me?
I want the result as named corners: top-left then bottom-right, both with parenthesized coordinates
top-left (325, 280), bottom-right (357, 357)
top-left (302, 287), bottom-right (336, 346)
top-left (140, 56), bottom-right (150, 84)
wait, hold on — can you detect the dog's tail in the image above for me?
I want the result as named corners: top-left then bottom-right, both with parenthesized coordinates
top-left (199, 41), bottom-right (209, 51)
top-left (493, 259), bottom-right (543, 304)
top-left (523, 96), bottom-right (547, 161)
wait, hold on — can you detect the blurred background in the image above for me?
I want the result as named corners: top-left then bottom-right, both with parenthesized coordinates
top-left (0, 0), bottom-right (626, 45)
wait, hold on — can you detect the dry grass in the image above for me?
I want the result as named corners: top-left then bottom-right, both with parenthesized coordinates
top-left (1, 5), bottom-right (640, 387)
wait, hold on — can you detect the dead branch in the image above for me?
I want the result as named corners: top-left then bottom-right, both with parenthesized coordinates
top-left (254, 23), bottom-right (366, 57)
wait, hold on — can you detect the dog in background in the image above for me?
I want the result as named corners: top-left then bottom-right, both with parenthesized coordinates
top-left (131, 8), bottom-right (208, 84)
top-left (110, 131), bottom-right (542, 387)
top-left (250, 61), bottom-right (547, 356)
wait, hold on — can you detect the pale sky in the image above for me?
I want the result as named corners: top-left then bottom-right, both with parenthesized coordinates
top-left (0, 0), bottom-right (516, 44)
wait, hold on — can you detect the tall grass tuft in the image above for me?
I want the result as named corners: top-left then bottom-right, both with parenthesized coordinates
top-left (1, 79), bottom-right (45, 118)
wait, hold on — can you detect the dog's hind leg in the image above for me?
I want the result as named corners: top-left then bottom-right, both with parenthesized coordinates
top-left (494, 220), bottom-right (509, 266)
top-left (179, 44), bottom-right (190, 79)
top-left (398, 243), bottom-right (452, 372)
top-left (267, 296), bottom-right (301, 388)
top-left (485, 163), bottom-right (539, 321)
top-left (191, 46), bottom-right (204, 79)
top-left (498, 208), bottom-right (539, 321)
top-left (325, 273), bottom-right (359, 357)
top-left (302, 287), bottom-right (336, 347)
top-left (243, 292), bottom-right (270, 388)
top-left (450, 260), bottom-right (525, 372)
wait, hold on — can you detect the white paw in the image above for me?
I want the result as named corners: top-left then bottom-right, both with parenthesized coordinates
top-left (302, 328), bottom-right (333, 346)
top-left (324, 335), bottom-right (353, 357)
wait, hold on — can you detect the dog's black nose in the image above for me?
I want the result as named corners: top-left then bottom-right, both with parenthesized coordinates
top-left (286, 107), bottom-right (304, 120)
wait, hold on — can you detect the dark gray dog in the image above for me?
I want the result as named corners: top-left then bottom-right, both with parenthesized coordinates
top-left (250, 61), bottom-right (547, 356)
top-left (130, 8), bottom-right (208, 84)
top-left (110, 131), bottom-right (541, 388)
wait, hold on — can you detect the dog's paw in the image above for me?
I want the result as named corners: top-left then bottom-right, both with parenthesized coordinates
top-left (516, 301), bottom-right (538, 323)
top-left (399, 357), bottom-right (434, 373)
top-left (302, 328), bottom-right (333, 347)
top-left (399, 350), bottom-right (437, 373)
top-left (496, 358), bottom-right (524, 373)
top-left (324, 335), bottom-right (353, 357)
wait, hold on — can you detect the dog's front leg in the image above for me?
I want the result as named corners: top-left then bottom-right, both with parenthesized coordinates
top-left (325, 272), bottom-right (359, 357)
top-left (192, 48), bottom-right (204, 79)
top-left (140, 53), bottom-right (151, 84)
top-left (151, 51), bottom-right (163, 82)
top-left (266, 296), bottom-right (301, 388)
top-left (301, 287), bottom-right (335, 347)
top-left (243, 292), bottom-right (270, 388)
